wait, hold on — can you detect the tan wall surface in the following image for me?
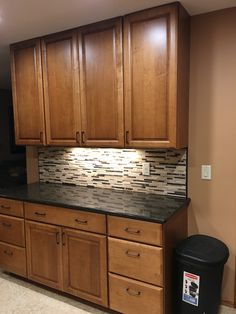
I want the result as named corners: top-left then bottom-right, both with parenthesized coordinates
top-left (189, 8), bottom-right (236, 306)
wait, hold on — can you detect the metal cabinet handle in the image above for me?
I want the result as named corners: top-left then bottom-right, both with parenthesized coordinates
top-left (56, 232), bottom-right (60, 245)
top-left (126, 288), bottom-right (141, 297)
top-left (62, 232), bottom-right (66, 246)
top-left (125, 250), bottom-right (140, 258)
top-left (75, 218), bottom-right (88, 225)
top-left (2, 222), bottom-right (12, 228)
top-left (76, 131), bottom-right (80, 144)
top-left (125, 131), bottom-right (129, 144)
top-left (124, 227), bottom-right (140, 235)
top-left (1, 205), bottom-right (11, 210)
top-left (81, 131), bottom-right (85, 144)
top-left (4, 250), bottom-right (13, 257)
top-left (40, 131), bottom-right (44, 144)
top-left (34, 212), bottom-right (46, 217)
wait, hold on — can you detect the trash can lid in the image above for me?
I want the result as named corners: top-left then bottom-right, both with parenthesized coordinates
top-left (175, 234), bottom-right (229, 267)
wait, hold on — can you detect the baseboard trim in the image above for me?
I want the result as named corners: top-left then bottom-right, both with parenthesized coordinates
top-left (221, 299), bottom-right (236, 308)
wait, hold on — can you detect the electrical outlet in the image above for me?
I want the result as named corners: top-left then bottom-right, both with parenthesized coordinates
top-left (201, 165), bottom-right (211, 180)
top-left (142, 163), bottom-right (150, 176)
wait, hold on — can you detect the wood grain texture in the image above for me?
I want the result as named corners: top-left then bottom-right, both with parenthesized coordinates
top-left (108, 237), bottom-right (163, 286)
top-left (25, 221), bottom-right (63, 290)
top-left (10, 39), bottom-right (46, 145)
top-left (0, 241), bottom-right (26, 277)
top-left (79, 18), bottom-right (124, 147)
top-left (62, 228), bottom-right (108, 306)
top-left (41, 30), bottom-right (81, 146)
top-left (108, 215), bottom-right (162, 246)
top-left (0, 215), bottom-right (25, 247)
top-left (124, 5), bottom-right (178, 148)
top-left (0, 198), bottom-right (24, 217)
top-left (26, 146), bottom-right (39, 184)
top-left (109, 273), bottom-right (163, 314)
top-left (24, 202), bottom-right (106, 234)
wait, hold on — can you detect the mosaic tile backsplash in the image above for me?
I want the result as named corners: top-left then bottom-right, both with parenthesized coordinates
top-left (38, 148), bottom-right (187, 197)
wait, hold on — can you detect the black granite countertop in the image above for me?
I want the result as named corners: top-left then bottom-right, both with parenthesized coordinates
top-left (0, 183), bottom-right (190, 223)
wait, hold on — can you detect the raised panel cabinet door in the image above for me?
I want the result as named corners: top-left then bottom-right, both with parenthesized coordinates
top-left (124, 5), bottom-right (178, 148)
top-left (10, 39), bottom-right (46, 145)
top-left (25, 221), bottom-right (63, 290)
top-left (79, 18), bottom-right (124, 147)
top-left (62, 228), bottom-right (108, 307)
top-left (41, 31), bottom-right (81, 146)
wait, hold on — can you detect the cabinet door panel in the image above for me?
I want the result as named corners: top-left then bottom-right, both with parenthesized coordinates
top-left (62, 228), bottom-right (108, 306)
top-left (11, 39), bottom-right (45, 145)
top-left (79, 18), bottom-right (124, 147)
top-left (25, 221), bottom-right (63, 290)
top-left (124, 6), bottom-right (177, 148)
top-left (42, 31), bottom-right (81, 145)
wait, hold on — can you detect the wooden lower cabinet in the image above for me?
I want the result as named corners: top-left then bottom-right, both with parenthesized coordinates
top-left (62, 228), bottom-right (108, 306)
top-left (25, 221), bottom-right (63, 290)
top-left (109, 273), bottom-right (163, 314)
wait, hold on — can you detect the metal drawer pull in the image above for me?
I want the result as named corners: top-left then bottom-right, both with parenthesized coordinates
top-left (124, 227), bottom-right (140, 235)
top-left (2, 222), bottom-right (12, 228)
top-left (4, 250), bottom-right (13, 256)
top-left (125, 250), bottom-right (140, 258)
top-left (62, 232), bottom-right (66, 246)
top-left (75, 219), bottom-right (88, 225)
top-left (126, 288), bottom-right (141, 297)
top-left (34, 212), bottom-right (46, 217)
top-left (1, 205), bottom-right (11, 210)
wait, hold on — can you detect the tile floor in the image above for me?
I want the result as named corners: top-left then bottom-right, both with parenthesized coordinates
top-left (0, 270), bottom-right (234, 314)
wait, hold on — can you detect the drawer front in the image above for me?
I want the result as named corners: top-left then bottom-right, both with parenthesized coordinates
top-left (0, 241), bottom-right (27, 277)
top-left (109, 237), bottom-right (163, 286)
top-left (0, 215), bottom-right (25, 247)
top-left (25, 202), bottom-right (106, 234)
top-left (0, 198), bottom-right (24, 217)
top-left (109, 273), bottom-right (163, 314)
top-left (108, 216), bottom-right (162, 246)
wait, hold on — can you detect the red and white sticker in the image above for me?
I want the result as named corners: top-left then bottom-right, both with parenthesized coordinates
top-left (182, 271), bottom-right (200, 306)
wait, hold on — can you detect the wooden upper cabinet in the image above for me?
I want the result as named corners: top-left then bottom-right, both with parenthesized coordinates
top-left (10, 39), bottom-right (46, 145)
top-left (124, 4), bottom-right (190, 148)
top-left (62, 228), bottom-right (108, 306)
top-left (78, 18), bottom-right (124, 147)
top-left (41, 31), bottom-right (81, 146)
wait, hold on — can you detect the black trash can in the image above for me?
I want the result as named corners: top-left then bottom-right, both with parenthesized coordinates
top-left (174, 234), bottom-right (229, 314)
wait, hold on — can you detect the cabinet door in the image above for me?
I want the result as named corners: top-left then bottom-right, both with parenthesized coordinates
top-left (11, 39), bottom-right (46, 145)
top-left (79, 18), bottom-right (124, 147)
top-left (25, 221), bottom-right (63, 290)
top-left (42, 31), bottom-right (81, 146)
top-left (62, 228), bottom-right (108, 306)
top-left (124, 5), bottom-right (178, 148)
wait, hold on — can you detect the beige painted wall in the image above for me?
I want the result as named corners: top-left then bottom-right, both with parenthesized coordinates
top-left (189, 8), bottom-right (236, 306)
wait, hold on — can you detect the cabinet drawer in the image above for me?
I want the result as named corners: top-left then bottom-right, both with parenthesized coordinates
top-left (25, 202), bottom-right (106, 234)
top-left (109, 237), bottom-right (163, 286)
top-left (109, 273), bottom-right (163, 314)
top-left (0, 215), bottom-right (25, 247)
top-left (0, 241), bottom-right (26, 277)
top-left (0, 198), bottom-right (24, 217)
top-left (108, 216), bottom-right (162, 246)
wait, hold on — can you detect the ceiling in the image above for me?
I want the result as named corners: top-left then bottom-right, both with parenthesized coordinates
top-left (0, 0), bottom-right (236, 89)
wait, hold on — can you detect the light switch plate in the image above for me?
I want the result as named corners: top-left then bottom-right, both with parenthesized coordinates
top-left (142, 162), bottom-right (150, 176)
top-left (201, 165), bottom-right (211, 180)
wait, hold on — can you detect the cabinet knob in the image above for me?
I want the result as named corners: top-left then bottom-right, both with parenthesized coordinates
top-left (4, 250), bottom-right (13, 257)
top-left (34, 212), bottom-right (46, 217)
top-left (0, 205), bottom-right (11, 210)
top-left (75, 218), bottom-right (88, 225)
top-left (2, 222), bottom-right (11, 228)
top-left (56, 231), bottom-right (60, 245)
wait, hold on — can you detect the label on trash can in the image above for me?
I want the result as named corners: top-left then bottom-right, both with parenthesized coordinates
top-left (182, 271), bottom-right (200, 306)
